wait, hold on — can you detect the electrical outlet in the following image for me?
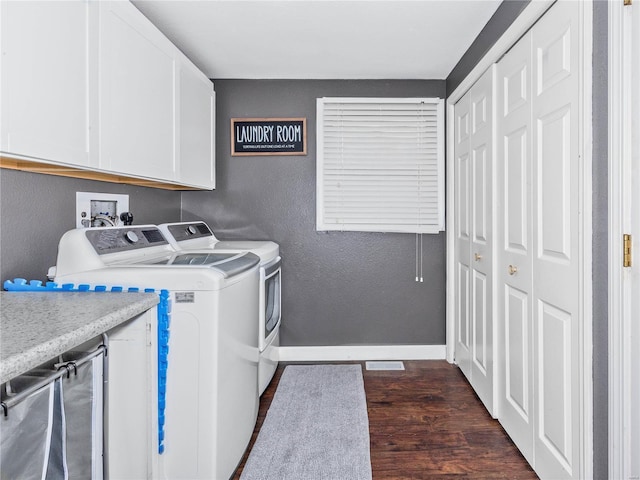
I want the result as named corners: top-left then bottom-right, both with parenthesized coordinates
top-left (76, 192), bottom-right (130, 228)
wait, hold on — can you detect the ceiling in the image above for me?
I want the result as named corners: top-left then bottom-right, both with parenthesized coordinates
top-left (131, 0), bottom-right (502, 80)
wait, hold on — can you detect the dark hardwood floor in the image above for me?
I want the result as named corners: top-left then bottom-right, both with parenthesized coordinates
top-left (232, 360), bottom-right (538, 479)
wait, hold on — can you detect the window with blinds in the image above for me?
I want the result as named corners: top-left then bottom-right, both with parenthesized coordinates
top-left (316, 97), bottom-right (445, 234)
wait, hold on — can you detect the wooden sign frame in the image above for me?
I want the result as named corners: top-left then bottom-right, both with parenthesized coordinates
top-left (231, 117), bottom-right (307, 156)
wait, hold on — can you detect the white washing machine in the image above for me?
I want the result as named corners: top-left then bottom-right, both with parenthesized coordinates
top-left (158, 221), bottom-right (281, 395)
top-left (52, 225), bottom-right (260, 480)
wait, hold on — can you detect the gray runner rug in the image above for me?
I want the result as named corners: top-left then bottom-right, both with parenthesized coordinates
top-left (240, 364), bottom-right (373, 480)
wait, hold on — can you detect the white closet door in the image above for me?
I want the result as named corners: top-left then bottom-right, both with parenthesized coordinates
top-left (531, 1), bottom-right (581, 477)
top-left (454, 66), bottom-right (496, 416)
top-left (468, 66), bottom-right (496, 415)
top-left (497, 1), bottom-right (582, 478)
top-left (496, 30), bottom-right (535, 466)
top-left (454, 91), bottom-right (472, 379)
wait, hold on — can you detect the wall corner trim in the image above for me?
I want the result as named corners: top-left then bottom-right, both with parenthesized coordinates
top-left (277, 345), bottom-right (447, 362)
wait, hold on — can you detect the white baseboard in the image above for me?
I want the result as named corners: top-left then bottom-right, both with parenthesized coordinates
top-left (277, 345), bottom-right (447, 362)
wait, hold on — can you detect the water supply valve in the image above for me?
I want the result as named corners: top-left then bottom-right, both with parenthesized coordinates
top-left (120, 212), bottom-right (134, 226)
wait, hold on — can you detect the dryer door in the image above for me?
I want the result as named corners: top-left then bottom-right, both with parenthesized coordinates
top-left (260, 258), bottom-right (281, 352)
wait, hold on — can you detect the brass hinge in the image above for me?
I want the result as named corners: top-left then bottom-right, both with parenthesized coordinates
top-left (624, 234), bottom-right (632, 267)
top-left (625, 0), bottom-right (632, 6)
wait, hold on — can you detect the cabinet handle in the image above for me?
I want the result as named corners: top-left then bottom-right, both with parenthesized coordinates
top-left (508, 264), bottom-right (518, 275)
top-left (474, 253), bottom-right (482, 261)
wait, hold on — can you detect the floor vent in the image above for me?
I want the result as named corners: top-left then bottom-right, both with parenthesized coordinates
top-left (365, 361), bottom-right (405, 371)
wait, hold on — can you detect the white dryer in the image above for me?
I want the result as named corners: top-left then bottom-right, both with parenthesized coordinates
top-left (158, 221), bottom-right (281, 395)
top-left (52, 225), bottom-right (260, 480)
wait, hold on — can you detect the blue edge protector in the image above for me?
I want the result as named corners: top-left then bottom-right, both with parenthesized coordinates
top-left (3, 278), bottom-right (170, 455)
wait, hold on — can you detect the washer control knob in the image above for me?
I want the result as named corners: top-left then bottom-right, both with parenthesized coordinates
top-left (187, 225), bottom-right (198, 235)
top-left (125, 231), bottom-right (139, 244)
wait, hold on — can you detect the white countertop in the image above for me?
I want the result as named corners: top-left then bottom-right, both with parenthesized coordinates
top-left (0, 291), bottom-right (158, 384)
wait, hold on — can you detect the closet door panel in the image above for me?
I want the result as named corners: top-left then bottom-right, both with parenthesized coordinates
top-left (497, 31), bottom-right (534, 464)
top-left (454, 93), bottom-right (472, 378)
top-left (505, 127), bottom-right (529, 253)
top-left (531, 1), bottom-right (581, 477)
top-left (505, 285), bottom-right (529, 417)
top-left (458, 263), bottom-right (470, 351)
top-left (456, 104), bottom-right (471, 242)
top-left (538, 300), bottom-right (573, 470)
top-left (537, 108), bottom-right (572, 262)
top-left (472, 145), bottom-right (489, 245)
top-left (472, 269), bottom-right (488, 372)
top-left (468, 66), bottom-right (495, 415)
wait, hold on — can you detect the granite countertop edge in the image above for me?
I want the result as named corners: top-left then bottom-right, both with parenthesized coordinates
top-left (1, 293), bottom-right (159, 384)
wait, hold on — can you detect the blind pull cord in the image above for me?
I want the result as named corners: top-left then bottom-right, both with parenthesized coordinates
top-left (420, 233), bottom-right (424, 283)
top-left (415, 233), bottom-right (419, 282)
top-left (415, 233), bottom-right (424, 283)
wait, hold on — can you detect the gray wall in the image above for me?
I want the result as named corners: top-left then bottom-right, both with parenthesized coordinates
top-left (449, 1), bottom-right (609, 476)
top-left (447, 0), bottom-right (531, 95)
top-left (0, 169), bottom-right (181, 282)
top-left (182, 80), bottom-right (447, 347)
top-left (591, 2), bottom-right (608, 478)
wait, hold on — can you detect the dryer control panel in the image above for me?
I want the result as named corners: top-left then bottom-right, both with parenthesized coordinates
top-left (165, 222), bottom-right (213, 242)
top-left (86, 227), bottom-right (169, 255)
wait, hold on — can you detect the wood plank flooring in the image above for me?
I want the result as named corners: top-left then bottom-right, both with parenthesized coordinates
top-left (232, 360), bottom-right (538, 479)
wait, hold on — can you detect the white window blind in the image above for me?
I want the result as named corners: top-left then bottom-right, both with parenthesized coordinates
top-left (316, 97), bottom-right (444, 234)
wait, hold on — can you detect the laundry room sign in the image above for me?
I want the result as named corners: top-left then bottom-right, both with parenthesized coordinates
top-left (231, 118), bottom-right (307, 156)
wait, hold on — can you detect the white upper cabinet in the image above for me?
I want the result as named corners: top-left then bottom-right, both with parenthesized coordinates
top-left (0, 0), bottom-right (215, 190)
top-left (177, 61), bottom-right (215, 189)
top-left (0, 1), bottom-right (96, 167)
top-left (98, 0), bottom-right (175, 181)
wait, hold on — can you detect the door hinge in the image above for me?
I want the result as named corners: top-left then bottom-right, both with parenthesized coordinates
top-left (624, 234), bottom-right (632, 267)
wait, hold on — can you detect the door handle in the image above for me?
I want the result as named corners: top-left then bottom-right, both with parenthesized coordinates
top-left (474, 253), bottom-right (482, 261)
top-left (508, 264), bottom-right (518, 275)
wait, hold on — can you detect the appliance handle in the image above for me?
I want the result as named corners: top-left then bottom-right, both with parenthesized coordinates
top-left (1, 340), bottom-right (107, 415)
top-left (263, 257), bottom-right (281, 278)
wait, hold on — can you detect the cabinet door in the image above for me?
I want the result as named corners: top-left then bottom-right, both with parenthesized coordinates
top-left (98, 1), bottom-right (175, 181)
top-left (107, 310), bottom-right (158, 478)
top-left (0, 1), bottom-right (94, 166)
top-left (178, 62), bottom-right (215, 189)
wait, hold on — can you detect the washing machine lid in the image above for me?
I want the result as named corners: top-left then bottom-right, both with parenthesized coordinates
top-left (133, 251), bottom-right (260, 277)
top-left (158, 222), bottom-right (280, 264)
top-left (208, 241), bottom-right (279, 264)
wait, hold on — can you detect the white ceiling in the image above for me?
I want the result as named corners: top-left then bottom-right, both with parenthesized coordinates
top-left (131, 0), bottom-right (502, 80)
